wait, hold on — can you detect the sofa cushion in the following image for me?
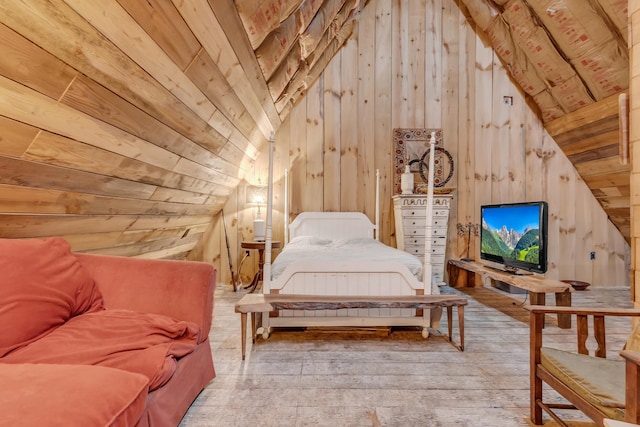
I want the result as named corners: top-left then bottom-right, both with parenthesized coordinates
top-left (0, 362), bottom-right (148, 427)
top-left (1, 309), bottom-right (200, 391)
top-left (0, 237), bottom-right (104, 357)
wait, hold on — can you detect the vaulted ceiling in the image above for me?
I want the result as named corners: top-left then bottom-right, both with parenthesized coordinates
top-left (232, 0), bottom-right (631, 240)
top-left (232, 0), bottom-right (368, 118)
top-left (218, 0), bottom-right (631, 240)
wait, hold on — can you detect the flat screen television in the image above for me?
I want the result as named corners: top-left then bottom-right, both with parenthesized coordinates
top-left (480, 201), bottom-right (548, 275)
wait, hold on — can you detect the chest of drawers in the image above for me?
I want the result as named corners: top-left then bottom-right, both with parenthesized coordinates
top-left (393, 194), bottom-right (452, 286)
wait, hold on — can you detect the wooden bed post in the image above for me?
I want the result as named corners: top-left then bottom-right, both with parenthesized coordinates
top-left (264, 132), bottom-right (275, 294)
top-left (258, 131), bottom-right (275, 340)
top-left (375, 169), bottom-right (380, 241)
top-left (423, 132), bottom-right (436, 291)
top-left (284, 168), bottom-right (289, 246)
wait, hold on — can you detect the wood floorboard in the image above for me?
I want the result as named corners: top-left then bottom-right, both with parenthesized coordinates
top-left (180, 284), bottom-right (633, 427)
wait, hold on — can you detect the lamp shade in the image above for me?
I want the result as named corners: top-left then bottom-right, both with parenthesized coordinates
top-left (246, 185), bottom-right (266, 207)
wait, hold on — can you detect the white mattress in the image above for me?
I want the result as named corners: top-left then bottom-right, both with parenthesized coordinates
top-left (271, 236), bottom-right (423, 280)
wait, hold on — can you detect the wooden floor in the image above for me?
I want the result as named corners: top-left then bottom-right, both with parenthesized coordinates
top-left (180, 283), bottom-right (634, 427)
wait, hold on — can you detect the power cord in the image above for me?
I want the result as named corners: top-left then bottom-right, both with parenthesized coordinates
top-left (512, 292), bottom-right (529, 306)
top-left (236, 250), bottom-right (250, 290)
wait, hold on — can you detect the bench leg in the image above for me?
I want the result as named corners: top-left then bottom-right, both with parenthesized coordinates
top-left (530, 292), bottom-right (546, 328)
top-left (447, 306), bottom-right (453, 343)
top-left (555, 290), bottom-right (572, 329)
top-left (241, 312), bottom-right (247, 360)
top-left (447, 263), bottom-right (460, 287)
top-left (251, 312), bottom-right (256, 343)
top-left (458, 305), bottom-right (464, 351)
top-left (445, 305), bottom-right (464, 351)
top-left (448, 264), bottom-right (475, 288)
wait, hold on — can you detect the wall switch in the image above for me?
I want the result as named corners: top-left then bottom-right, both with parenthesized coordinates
top-left (590, 251), bottom-right (596, 260)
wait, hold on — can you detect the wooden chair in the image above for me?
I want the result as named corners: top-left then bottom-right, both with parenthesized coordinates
top-left (528, 305), bottom-right (640, 426)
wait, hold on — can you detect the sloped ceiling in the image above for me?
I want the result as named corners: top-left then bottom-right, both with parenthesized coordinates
top-left (232, 0), bottom-right (367, 118)
top-left (0, 0), bottom-right (363, 257)
top-left (230, 0), bottom-right (631, 240)
top-left (234, 0), bottom-right (631, 240)
top-left (455, 0), bottom-right (631, 240)
top-left (458, 0), bottom-right (628, 121)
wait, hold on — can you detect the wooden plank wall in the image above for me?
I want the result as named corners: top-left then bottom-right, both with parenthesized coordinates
top-left (211, 0), bottom-right (629, 287)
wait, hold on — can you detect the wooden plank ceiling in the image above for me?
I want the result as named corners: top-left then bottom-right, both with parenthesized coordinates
top-left (0, 0), bottom-right (363, 257)
top-left (457, 0), bottom-right (631, 241)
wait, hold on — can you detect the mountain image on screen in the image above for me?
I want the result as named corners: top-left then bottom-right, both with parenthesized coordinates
top-left (481, 220), bottom-right (540, 264)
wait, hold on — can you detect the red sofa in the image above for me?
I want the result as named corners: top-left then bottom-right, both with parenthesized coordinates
top-left (0, 238), bottom-right (216, 427)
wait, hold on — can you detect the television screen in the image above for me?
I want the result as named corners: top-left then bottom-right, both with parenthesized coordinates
top-left (480, 201), bottom-right (548, 274)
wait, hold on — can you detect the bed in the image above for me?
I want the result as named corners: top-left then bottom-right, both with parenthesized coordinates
top-left (259, 133), bottom-right (442, 339)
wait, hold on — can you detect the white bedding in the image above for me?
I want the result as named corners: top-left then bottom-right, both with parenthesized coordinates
top-left (271, 236), bottom-right (423, 281)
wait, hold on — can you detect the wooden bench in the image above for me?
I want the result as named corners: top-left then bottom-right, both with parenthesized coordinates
top-left (234, 293), bottom-right (468, 360)
top-left (447, 259), bottom-right (573, 328)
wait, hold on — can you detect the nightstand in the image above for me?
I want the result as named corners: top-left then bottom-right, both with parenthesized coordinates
top-left (241, 241), bottom-right (282, 293)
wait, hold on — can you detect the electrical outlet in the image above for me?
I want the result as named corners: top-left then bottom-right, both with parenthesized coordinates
top-left (245, 250), bottom-right (250, 257)
top-left (590, 251), bottom-right (596, 260)
top-left (503, 96), bottom-right (513, 105)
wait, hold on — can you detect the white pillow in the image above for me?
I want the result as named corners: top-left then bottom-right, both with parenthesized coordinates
top-left (288, 235), bottom-right (333, 246)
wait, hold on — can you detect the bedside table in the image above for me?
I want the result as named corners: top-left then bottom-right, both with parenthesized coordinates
top-left (241, 241), bottom-right (282, 293)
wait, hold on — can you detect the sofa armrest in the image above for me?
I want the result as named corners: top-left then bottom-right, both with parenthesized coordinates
top-left (74, 253), bottom-right (216, 339)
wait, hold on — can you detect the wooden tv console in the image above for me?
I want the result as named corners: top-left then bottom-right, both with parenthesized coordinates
top-left (447, 259), bottom-right (572, 329)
